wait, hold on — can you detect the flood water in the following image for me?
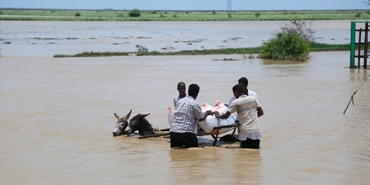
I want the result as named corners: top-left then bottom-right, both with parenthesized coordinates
top-left (1, 21), bottom-right (369, 184)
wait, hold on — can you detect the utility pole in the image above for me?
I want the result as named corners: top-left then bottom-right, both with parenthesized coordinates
top-left (227, 0), bottom-right (232, 17)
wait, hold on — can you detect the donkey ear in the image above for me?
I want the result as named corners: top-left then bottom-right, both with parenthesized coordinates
top-left (139, 113), bottom-right (151, 118)
top-left (114, 113), bottom-right (121, 120)
top-left (123, 109), bottom-right (132, 121)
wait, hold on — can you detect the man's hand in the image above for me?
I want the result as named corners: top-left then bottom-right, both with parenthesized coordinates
top-left (199, 110), bottom-right (214, 122)
top-left (205, 110), bottom-right (213, 116)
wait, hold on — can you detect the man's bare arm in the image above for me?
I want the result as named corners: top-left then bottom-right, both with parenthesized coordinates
top-left (214, 111), bottom-right (231, 119)
top-left (257, 107), bottom-right (264, 117)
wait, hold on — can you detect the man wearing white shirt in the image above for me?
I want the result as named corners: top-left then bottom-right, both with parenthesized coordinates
top-left (173, 81), bottom-right (186, 108)
top-left (215, 84), bottom-right (264, 149)
top-left (227, 77), bottom-right (257, 106)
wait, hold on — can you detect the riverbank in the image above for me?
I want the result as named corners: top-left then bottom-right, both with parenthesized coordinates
top-left (53, 42), bottom-right (351, 58)
top-left (1, 9), bottom-right (369, 21)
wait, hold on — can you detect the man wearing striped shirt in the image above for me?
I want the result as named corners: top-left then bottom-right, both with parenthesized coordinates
top-left (170, 84), bottom-right (213, 148)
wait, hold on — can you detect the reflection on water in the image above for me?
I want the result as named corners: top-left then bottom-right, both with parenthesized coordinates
top-left (1, 21), bottom-right (369, 185)
top-left (262, 59), bottom-right (309, 65)
top-left (169, 147), bottom-right (261, 184)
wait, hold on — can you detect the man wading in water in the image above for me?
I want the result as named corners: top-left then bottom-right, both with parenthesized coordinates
top-left (214, 84), bottom-right (264, 149)
top-left (170, 84), bottom-right (213, 148)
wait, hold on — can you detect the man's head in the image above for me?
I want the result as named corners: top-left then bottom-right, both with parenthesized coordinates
top-left (188, 84), bottom-right (200, 99)
top-left (238, 77), bottom-right (249, 89)
top-left (232, 84), bottom-right (244, 98)
top-left (177, 82), bottom-right (186, 98)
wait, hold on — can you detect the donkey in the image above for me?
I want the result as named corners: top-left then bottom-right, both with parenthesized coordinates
top-left (113, 110), bottom-right (132, 137)
top-left (113, 110), bottom-right (154, 137)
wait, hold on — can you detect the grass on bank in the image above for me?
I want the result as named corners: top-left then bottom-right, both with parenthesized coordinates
top-left (1, 9), bottom-right (370, 21)
top-left (53, 43), bottom-right (352, 58)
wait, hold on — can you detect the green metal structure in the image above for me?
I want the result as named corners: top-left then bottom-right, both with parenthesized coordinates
top-left (350, 21), bottom-right (369, 69)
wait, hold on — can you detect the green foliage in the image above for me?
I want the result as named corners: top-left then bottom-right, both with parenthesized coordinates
top-left (159, 14), bottom-right (165, 18)
top-left (255, 12), bottom-right (261, 18)
top-left (128, 9), bottom-right (141, 17)
top-left (309, 42), bottom-right (350, 51)
top-left (260, 31), bottom-right (310, 61)
top-left (75, 12), bottom-right (81, 17)
top-left (212, 11), bottom-right (216, 14)
top-left (355, 13), bottom-right (361, 17)
top-left (1, 9), bottom-right (370, 21)
top-left (117, 13), bottom-right (124, 17)
top-left (172, 15), bottom-right (177, 18)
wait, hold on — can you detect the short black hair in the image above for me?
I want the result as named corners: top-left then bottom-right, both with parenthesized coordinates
top-left (238, 77), bottom-right (249, 86)
top-left (177, 81), bottom-right (186, 87)
top-left (188, 84), bottom-right (200, 97)
top-left (232, 84), bottom-right (243, 94)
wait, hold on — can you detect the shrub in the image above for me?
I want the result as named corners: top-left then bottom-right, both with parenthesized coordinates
top-left (212, 11), bottom-right (216, 14)
top-left (260, 31), bottom-right (310, 61)
top-left (128, 9), bottom-right (141, 17)
top-left (117, 13), bottom-right (124, 17)
top-left (159, 14), bottom-right (165, 18)
top-left (173, 15), bottom-right (177, 18)
top-left (75, 12), bottom-right (81, 17)
top-left (281, 20), bottom-right (315, 43)
top-left (355, 13), bottom-right (361, 17)
top-left (255, 12), bottom-right (261, 18)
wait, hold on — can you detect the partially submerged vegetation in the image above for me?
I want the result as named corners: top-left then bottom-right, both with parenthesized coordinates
top-left (260, 20), bottom-right (313, 61)
top-left (53, 43), bottom-right (351, 58)
top-left (52, 20), bottom-right (353, 60)
top-left (1, 9), bottom-right (369, 21)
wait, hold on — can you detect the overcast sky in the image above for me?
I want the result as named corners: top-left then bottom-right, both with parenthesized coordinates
top-left (1, 0), bottom-right (368, 10)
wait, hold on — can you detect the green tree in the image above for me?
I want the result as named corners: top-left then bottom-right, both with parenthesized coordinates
top-left (260, 31), bottom-right (310, 61)
top-left (75, 12), bottom-right (81, 17)
top-left (128, 9), bottom-right (141, 17)
top-left (255, 12), bottom-right (261, 18)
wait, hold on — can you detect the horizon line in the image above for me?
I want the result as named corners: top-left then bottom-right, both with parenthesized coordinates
top-left (1, 7), bottom-right (369, 11)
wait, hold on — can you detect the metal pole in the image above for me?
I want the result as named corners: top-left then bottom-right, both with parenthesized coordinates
top-left (358, 28), bottom-right (362, 68)
top-left (227, 0), bottom-right (232, 17)
top-left (350, 22), bottom-right (356, 68)
top-left (364, 22), bottom-right (368, 69)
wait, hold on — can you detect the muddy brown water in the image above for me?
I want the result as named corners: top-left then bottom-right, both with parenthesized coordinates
top-left (1, 21), bottom-right (369, 184)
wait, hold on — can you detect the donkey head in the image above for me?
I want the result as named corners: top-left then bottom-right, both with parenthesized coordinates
top-left (113, 109), bottom-right (132, 137)
top-left (127, 113), bottom-right (154, 136)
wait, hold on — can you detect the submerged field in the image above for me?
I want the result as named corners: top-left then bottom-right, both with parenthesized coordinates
top-left (0, 9), bottom-right (370, 21)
